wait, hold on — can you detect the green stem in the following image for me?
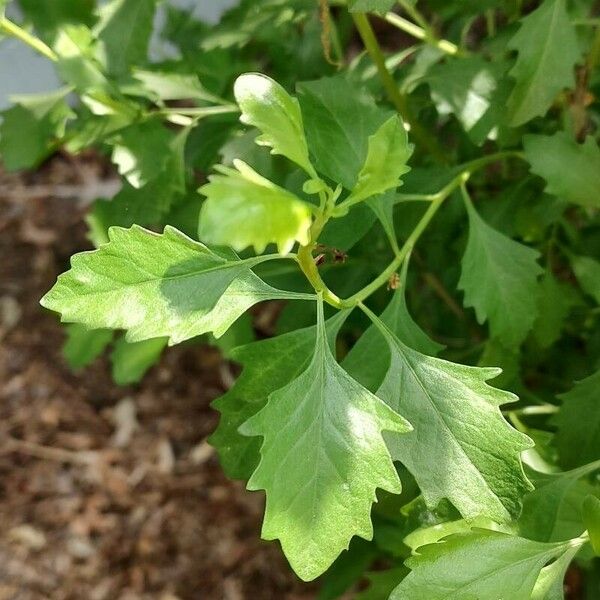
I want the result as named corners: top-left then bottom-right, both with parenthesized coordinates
top-left (0, 17), bottom-right (58, 62)
top-left (351, 12), bottom-right (447, 163)
top-left (383, 12), bottom-right (461, 56)
top-left (586, 25), bottom-right (600, 72)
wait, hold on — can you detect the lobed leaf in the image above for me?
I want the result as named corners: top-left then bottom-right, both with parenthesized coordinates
top-left (233, 73), bottom-right (316, 177)
top-left (507, 0), bottom-right (580, 126)
top-left (524, 133), bottom-right (600, 209)
top-left (367, 310), bottom-right (533, 522)
top-left (459, 197), bottom-right (543, 347)
top-left (41, 225), bottom-right (313, 345)
top-left (240, 299), bottom-right (411, 581)
top-left (199, 159), bottom-right (313, 254)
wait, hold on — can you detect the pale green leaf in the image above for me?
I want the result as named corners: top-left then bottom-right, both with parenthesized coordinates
top-left (210, 311), bottom-right (349, 480)
top-left (531, 544), bottom-right (581, 600)
top-left (368, 310), bottom-right (532, 522)
top-left (507, 0), bottom-right (580, 126)
top-left (233, 73), bottom-right (316, 177)
top-left (40, 225), bottom-right (313, 345)
top-left (132, 69), bottom-right (219, 103)
top-left (297, 75), bottom-right (391, 189)
top-left (391, 530), bottom-right (584, 600)
top-left (199, 160), bottom-right (313, 254)
top-left (524, 133), bottom-right (600, 209)
top-left (240, 299), bottom-right (411, 581)
top-left (110, 336), bottom-right (167, 385)
top-left (345, 116), bottom-right (412, 207)
top-left (555, 371), bottom-right (600, 469)
top-left (96, 0), bottom-right (157, 75)
top-left (459, 197), bottom-right (543, 347)
top-left (63, 324), bottom-right (113, 370)
top-left (583, 495), bottom-right (600, 555)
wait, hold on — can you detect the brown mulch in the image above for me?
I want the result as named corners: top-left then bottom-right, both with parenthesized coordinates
top-left (0, 156), bottom-right (316, 600)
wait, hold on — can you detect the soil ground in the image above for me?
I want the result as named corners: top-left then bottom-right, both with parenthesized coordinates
top-left (0, 156), bottom-right (316, 600)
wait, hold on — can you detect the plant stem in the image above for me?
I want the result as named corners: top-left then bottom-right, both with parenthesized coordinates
top-left (298, 170), bottom-right (470, 309)
top-left (351, 12), bottom-right (447, 163)
top-left (383, 12), bottom-right (461, 56)
top-left (0, 17), bottom-right (58, 62)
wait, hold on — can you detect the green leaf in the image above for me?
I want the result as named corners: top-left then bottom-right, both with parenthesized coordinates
top-left (96, 0), bottom-right (157, 75)
top-left (524, 133), bottom-right (600, 209)
top-left (210, 310), bottom-right (349, 480)
top-left (233, 73), bottom-right (316, 177)
top-left (239, 299), bottom-right (411, 581)
top-left (459, 196), bottom-right (542, 347)
top-left (109, 121), bottom-right (174, 189)
top-left (199, 160), bottom-right (313, 254)
top-left (583, 495), bottom-right (600, 556)
top-left (343, 259), bottom-right (444, 393)
top-left (355, 567), bottom-right (409, 600)
top-left (531, 543), bottom-right (581, 600)
top-left (390, 530), bottom-right (585, 600)
top-left (507, 0), bottom-right (580, 126)
top-left (297, 75), bottom-right (391, 189)
top-left (532, 272), bottom-right (577, 349)
top-left (425, 56), bottom-right (504, 144)
top-left (0, 89), bottom-right (73, 171)
top-left (367, 309), bottom-right (532, 522)
top-left (40, 225), bottom-right (313, 345)
top-left (570, 254), bottom-right (600, 304)
top-left (519, 464), bottom-right (600, 542)
top-left (555, 371), bottom-right (600, 469)
top-left (348, 0), bottom-right (396, 13)
top-left (63, 324), bottom-right (113, 370)
top-left (18, 0), bottom-right (96, 43)
top-left (110, 336), bottom-right (167, 385)
top-left (345, 116), bottom-right (413, 207)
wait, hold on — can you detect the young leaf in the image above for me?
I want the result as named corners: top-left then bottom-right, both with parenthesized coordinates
top-left (41, 225), bottom-right (313, 345)
top-left (390, 530), bottom-right (585, 599)
top-left (555, 371), bottom-right (600, 469)
top-left (459, 197), bottom-right (543, 347)
top-left (519, 464), bottom-right (600, 542)
top-left (570, 255), bottom-right (600, 304)
top-left (199, 159), bottom-right (313, 254)
top-left (366, 308), bottom-right (532, 522)
top-left (240, 299), bottom-right (411, 581)
top-left (233, 73), bottom-right (316, 178)
top-left (96, 0), bottom-right (157, 75)
top-left (583, 496), bottom-right (600, 556)
top-left (210, 311), bottom-right (349, 480)
top-left (524, 133), bottom-right (600, 209)
top-left (345, 116), bottom-right (413, 207)
top-left (507, 0), bottom-right (580, 126)
top-left (297, 75), bottom-right (391, 189)
top-left (0, 89), bottom-right (73, 171)
top-left (63, 324), bottom-right (113, 370)
top-left (110, 336), bottom-right (167, 386)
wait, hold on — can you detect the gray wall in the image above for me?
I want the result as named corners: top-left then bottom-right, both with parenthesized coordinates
top-left (0, 0), bottom-right (238, 109)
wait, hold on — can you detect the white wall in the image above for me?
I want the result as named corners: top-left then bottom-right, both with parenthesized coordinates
top-left (0, 0), bottom-right (238, 109)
